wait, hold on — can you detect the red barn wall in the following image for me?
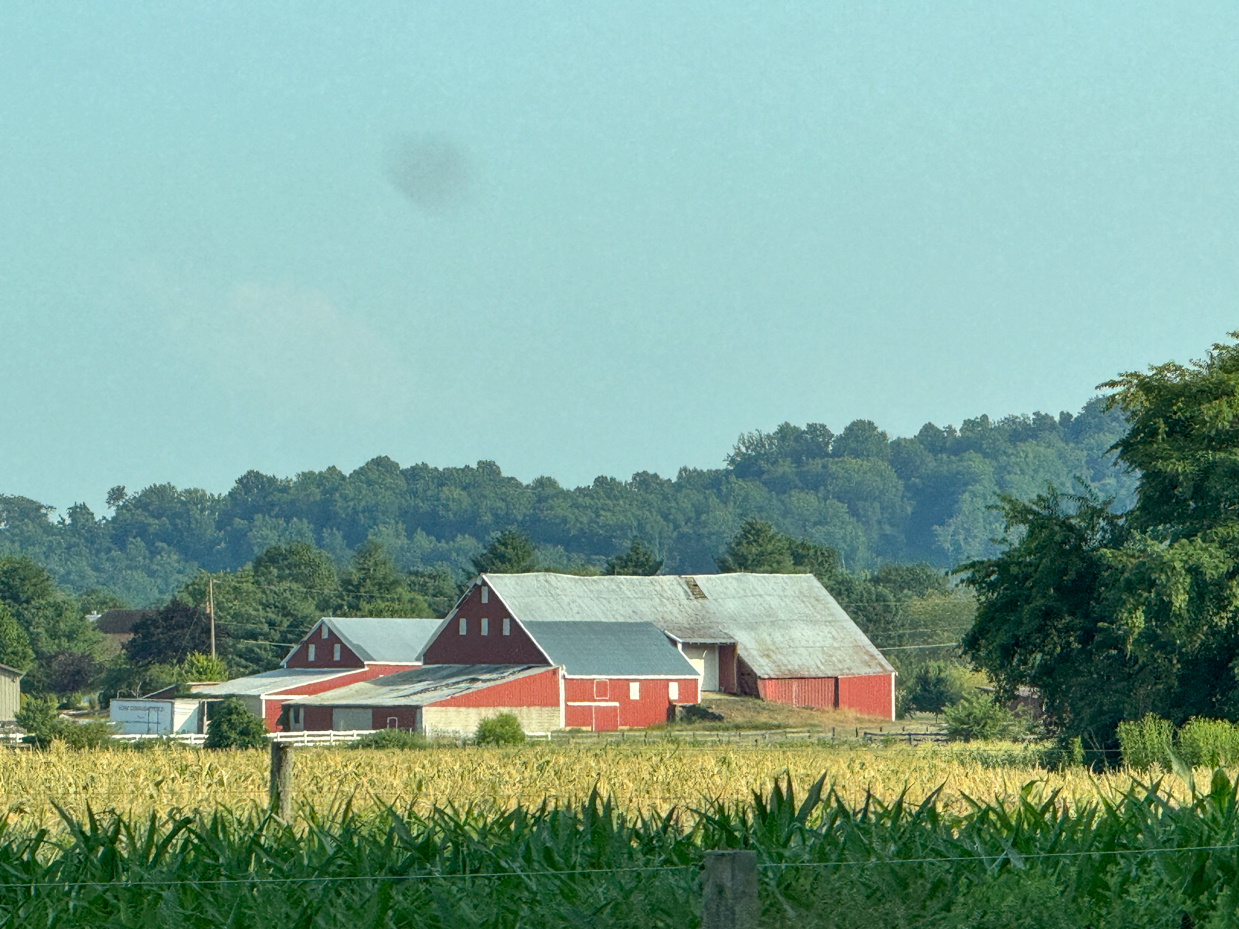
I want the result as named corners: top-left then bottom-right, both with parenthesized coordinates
top-left (429, 668), bottom-right (560, 708)
top-left (563, 677), bottom-right (698, 728)
top-left (718, 645), bottom-right (738, 694)
top-left (284, 624), bottom-right (365, 669)
top-left (421, 585), bottom-right (548, 665)
top-left (303, 706), bottom-right (333, 731)
top-left (256, 664), bottom-right (419, 731)
top-left (837, 673), bottom-right (894, 720)
top-left (758, 678), bottom-right (837, 710)
top-left (371, 707), bottom-right (418, 730)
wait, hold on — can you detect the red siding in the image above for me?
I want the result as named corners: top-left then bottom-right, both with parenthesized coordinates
top-left (563, 677), bottom-right (698, 728)
top-left (428, 668), bottom-right (561, 708)
top-left (264, 699), bottom-right (284, 731)
top-left (304, 706), bottom-right (333, 731)
top-left (837, 673), bottom-right (894, 720)
top-left (565, 703), bottom-right (593, 728)
top-left (372, 707), bottom-right (418, 730)
top-left (284, 623), bottom-right (366, 669)
top-left (759, 678), bottom-right (838, 710)
top-left (422, 585), bottom-right (549, 666)
top-left (718, 644), bottom-right (738, 694)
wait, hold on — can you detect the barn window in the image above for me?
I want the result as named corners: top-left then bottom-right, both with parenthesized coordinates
top-left (387, 717), bottom-right (398, 729)
top-left (481, 586), bottom-right (489, 604)
top-left (594, 679), bottom-right (608, 699)
top-left (308, 644), bottom-right (316, 662)
top-left (333, 644), bottom-right (341, 662)
top-left (668, 682), bottom-right (679, 701)
top-left (459, 617), bottom-right (467, 635)
top-left (291, 707), bottom-right (301, 725)
top-left (502, 618), bottom-right (510, 636)
top-left (321, 624), bottom-right (329, 639)
top-left (629, 681), bottom-right (640, 700)
top-left (481, 617), bottom-right (489, 636)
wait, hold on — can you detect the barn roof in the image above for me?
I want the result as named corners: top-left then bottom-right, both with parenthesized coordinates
top-left (522, 621), bottom-right (697, 678)
top-left (288, 664), bottom-right (548, 707)
top-left (283, 617), bottom-right (442, 666)
top-left (480, 573), bottom-right (894, 679)
top-left (191, 668), bottom-right (350, 698)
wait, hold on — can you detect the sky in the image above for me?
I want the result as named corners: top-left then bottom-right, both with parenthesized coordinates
top-left (3, 2), bottom-right (1237, 513)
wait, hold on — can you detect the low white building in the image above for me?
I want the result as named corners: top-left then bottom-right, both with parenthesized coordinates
top-left (109, 697), bottom-right (204, 735)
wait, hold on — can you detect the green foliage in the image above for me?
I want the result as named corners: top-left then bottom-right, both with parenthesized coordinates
top-left (1117, 714), bottom-right (1175, 770)
top-left (603, 539), bottom-right (663, 576)
top-left (338, 541), bottom-right (429, 617)
top-left (472, 530), bottom-right (537, 574)
top-left (15, 696), bottom-right (114, 749)
top-left (5, 776), bottom-right (1239, 925)
top-left (904, 661), bottom-right (971, 715)
top-left (204, 697), bottom-right (269, 750)
top-left (179, 651), bottom-right (227, 682)
top-left (474, 712), bottom-right (525, 745)
top-left (350, 728), bottom-right (429, 750)
top-left (944, 694), bottom-right (1019, 742)
top-left (0, 602), bottom-right (33, 670)
top-left (1176, 718), bottom-right (1239, 768)
top-left (125, 601), bottom-right (215, 667)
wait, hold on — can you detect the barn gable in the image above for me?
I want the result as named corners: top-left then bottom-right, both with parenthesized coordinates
top-left (283, 617), bottom-right (441, 668)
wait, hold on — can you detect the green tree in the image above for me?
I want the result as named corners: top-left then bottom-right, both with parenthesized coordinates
top-left (204, 697), bottom-right (268, 750)
top-left (339, 542), bottom-right (429, 617)
top-left (126, 602), bottom-right (217, 666)
top-left (715, 520), bottom-right (796, 574)
top-left (180, 651), bottom-right (227, 682)
top-left (472, 530), bottom-right (536, 574)
top-left (604, 539), bottom-right (663, 576)
top-left (0, 603), bottom-right (33, 670)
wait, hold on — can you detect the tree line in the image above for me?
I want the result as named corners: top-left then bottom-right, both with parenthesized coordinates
top-left (0, 402), bottom-right (1134, 607)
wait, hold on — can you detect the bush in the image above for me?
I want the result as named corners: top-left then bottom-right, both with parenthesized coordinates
top-left (1117, 714), bottom-right (1175, 770)
top-left (204, 698), bottom-right (269, 750)
top-left (351, 729), bottom-right (429, 750)
top-left (475, 713), bottom-right (525, 746)
top-left (1176, 717), bottom-right (1239, 768)
top-left (943, 694), bottom-right (1018, 742)
top-left (904, 661), bottom-right (971, 715)
top-left (16, 697), bottom-right (115, 749)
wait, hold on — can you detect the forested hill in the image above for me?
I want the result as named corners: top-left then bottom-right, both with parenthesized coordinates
top-left (0, 400), bottom-right (1135, 606)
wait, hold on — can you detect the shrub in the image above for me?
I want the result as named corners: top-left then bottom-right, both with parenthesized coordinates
top-left (351, 729), bottom-right (429, 750)
top-left (674, 704), bottom-right (725, 724)
top-left (16, 697), bottom-right (115, 749)
top-left (904, 661), bottom-right (971, 715)
top-left (943, 694), bottom-right (1018, 742)
top-left (1176, 717), bottom-right (1239, 768)
top-left (1116, 714), bottom-right (1175, 770)
top-left (204, 698), bottom-right (269, 750)
top-left (475, 712), bottom-right (525, 746)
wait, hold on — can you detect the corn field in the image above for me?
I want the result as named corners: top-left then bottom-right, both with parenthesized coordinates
top-left (0, 740), bottom-right (1207, 825)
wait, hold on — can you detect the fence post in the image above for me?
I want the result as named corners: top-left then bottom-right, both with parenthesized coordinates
top-left (702, 850), bottom-right (758, 929)
top-left (269, 742), bottom-right (294, 821)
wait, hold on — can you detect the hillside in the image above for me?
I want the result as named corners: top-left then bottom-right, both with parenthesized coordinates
top-left (0, 400), bottom-right (1135, 605)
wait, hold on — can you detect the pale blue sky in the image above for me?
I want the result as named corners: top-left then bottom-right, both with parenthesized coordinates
top-left (3, 2), bottom-right (1237, 512)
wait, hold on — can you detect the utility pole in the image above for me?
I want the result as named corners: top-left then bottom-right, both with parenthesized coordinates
top-left (207, 576), bottom-right (216, 660)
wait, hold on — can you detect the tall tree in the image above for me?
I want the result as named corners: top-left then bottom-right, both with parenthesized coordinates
top-left (472, 530), bottom-right (537, 574)
top-left (0, 603), bottom-right (33, 670)
top-left (604, 539), bottom-right (663, 576)
top-left (339, 542), bottom-right (429, 617)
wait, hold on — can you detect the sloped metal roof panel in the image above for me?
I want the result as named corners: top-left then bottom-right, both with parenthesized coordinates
top-left (322, 617), bottom-right (443, 663)
top-left (484, 573), bottom-right (893, 678)
top-left (288, 664), bottom-right (547, 707)
top-left (522, 621), bottom-right (698, 677)
top-left (191, 668), bottom-right (349, 697)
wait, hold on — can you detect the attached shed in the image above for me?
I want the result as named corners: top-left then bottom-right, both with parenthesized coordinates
top-left (454, 572), bottom-right (896, 719)
top-left (0, 664), bottom-right (22, 723)
top-left (286, 665), bottom-right (562, 738)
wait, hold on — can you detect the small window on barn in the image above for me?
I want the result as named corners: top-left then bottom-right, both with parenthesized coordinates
top-left (481, 586), bottom-right (489, 604)
top-left (333, 644), bottom-right (341, 662)
top-left (459, 617), bottom-right (467, 635)
top-left (321, 623), bottom-right (329, 639)
top-left (594, 679), bottom-right (608, 699)
top-left (668, 681), bottom-right (679, 701)
top-left (629, 681), bottom-right (640, 700)
top-left (481, 617), bottom-right (489, 636)
top-left (308, 644), bottom-right (316, 662)
top-left (502, 617), bottom-right (510, 636)
top-left (387, 717), bottom-right (398, 729)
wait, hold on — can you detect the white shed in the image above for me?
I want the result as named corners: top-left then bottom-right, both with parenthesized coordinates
top-left (0, 665), bottom-right (22, 723)
top-left (109, 698), bottom-right (203, 735)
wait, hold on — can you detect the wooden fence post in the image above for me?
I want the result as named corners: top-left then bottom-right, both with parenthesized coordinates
top-left (702, 850), bottom-right (758, 929)
top-left (269, 742), bottom-right (294, 821)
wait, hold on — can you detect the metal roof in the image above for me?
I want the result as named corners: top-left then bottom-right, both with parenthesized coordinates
top-left (287, 664), bottom-right (548, 707)
top-left (483, 573), bottom-right (894, 679)
top-left (191, 668), bottom-right (351, 698)
top-left (283, 617), bottom-right (443, 665)
top-left (522, 621), bottom-right (698, 678)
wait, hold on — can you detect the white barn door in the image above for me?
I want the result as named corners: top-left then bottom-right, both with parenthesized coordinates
top-left (681, 645), bottom-right (719, 692)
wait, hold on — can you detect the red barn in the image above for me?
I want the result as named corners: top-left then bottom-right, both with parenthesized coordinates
top-left (455, 573), bottom-right (896, 720)
top-left (194, 616), bottom-right (441, 730)
top-left (288, 618), bottom-right (699, 736)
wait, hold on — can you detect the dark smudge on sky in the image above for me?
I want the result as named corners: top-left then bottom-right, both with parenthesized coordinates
top-left (385, 136), bottom-right (471, 215)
